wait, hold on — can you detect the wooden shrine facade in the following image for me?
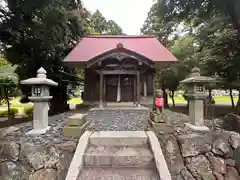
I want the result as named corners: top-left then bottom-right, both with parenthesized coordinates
top-left (63, 35), bottom-right (178, 107)
top-left (83, 47), bottom-right (156, 107)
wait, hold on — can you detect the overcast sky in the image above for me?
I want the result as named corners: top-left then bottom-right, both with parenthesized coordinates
top-left (82, 0), bottom-right (154, 35)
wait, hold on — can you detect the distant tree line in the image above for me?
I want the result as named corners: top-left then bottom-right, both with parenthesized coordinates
top-left (0, 0), bottom-right (123, 114)
top-left (141, 0), bottom-right (240, 108)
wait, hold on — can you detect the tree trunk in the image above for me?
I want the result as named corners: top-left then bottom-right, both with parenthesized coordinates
top-left (237, 89), bottom-right (240, 114)
top-left (170, 90), bottom-right (175, 108)
top-left (208, 88), bottom-right (212, 99)
top-left (4, 86), bottom-right (10, 114)
top-left (163, 88), bottom-right (168, 108)
top-left (49, 86), bottom-right (69, 115)
top-left (229, 88), bottom-right (235, 108)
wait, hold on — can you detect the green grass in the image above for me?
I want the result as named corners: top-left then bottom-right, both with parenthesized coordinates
top-left (0, 96), bottom-right (83, 116)
top-left (1, 95), bottom-right (238, 116)
top-left (68, 97), bottom-right (83, 104)
top-left (168, 95), bottom-right (238, 103)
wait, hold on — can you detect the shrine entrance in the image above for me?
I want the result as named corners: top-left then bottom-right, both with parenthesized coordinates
top-left (106, 75), bottom-right (134, 102)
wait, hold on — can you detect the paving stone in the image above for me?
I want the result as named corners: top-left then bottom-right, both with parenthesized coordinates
top-left (90, 131), bottom-right (148, 146)
top-left (77, 167), bottom-right (160, 180)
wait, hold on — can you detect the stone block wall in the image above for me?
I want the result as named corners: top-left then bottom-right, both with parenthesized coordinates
top-left (0, 112), bottom-right (78, 180)
top-left (158, 130), bottom-right (240, 180)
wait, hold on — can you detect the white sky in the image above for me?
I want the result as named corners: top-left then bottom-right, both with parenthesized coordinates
top-left (82, 0), bottom-right (154, 35)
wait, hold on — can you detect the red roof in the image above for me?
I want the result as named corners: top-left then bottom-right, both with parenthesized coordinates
top-left (63, 35), bottom-right (177, 62)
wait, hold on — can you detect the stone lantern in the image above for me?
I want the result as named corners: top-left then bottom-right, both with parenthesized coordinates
top-left (180, 67), bottom-right (217, 131)
top-left (21, 67), bottom-right (58, 135)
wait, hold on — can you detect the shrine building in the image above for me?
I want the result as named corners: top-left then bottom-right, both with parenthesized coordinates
top-left (63, 35), bottom-right (177, 108)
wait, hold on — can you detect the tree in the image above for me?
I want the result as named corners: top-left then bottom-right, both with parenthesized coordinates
top-left (148, 0), bottom-right (240, 109)
top-left (106, 20), bottom-right (123, 35)
top-left (0, 59), bottom-right (18, 116)
top-left (0, 0), bottom-right (87, 114)
top-left (91, 10), bottom-right (108, 34)
top-left (90, 10), bottom-right (123, 35)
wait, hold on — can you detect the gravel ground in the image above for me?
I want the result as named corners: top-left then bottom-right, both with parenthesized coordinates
top-left (87, 109), bottom-right (150, 131)
top-left (0, 111), bottom-right (78, 145)
top-left (163, 109), bottom-right (190, 126)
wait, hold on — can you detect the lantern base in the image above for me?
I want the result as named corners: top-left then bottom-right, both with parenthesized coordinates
top-left (26, 126), bottom-right (51, 136)
top-left (184, 123), bottom-right (210, 132)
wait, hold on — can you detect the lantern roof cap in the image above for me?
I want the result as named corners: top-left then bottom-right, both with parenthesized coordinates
top-left (181, 67), bottom-right (217, 84)
top-left (20, 67), bottom-right (58, 86)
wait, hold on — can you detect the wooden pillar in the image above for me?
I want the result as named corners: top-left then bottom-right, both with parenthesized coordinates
top-left (137, 71), bottom-right (140, 107)
top-left (99, 72), bottom-right (103, 108)
top-left (144, 76), bottom-right (147, 97)
top-left (133, 76), bottom-right (136, 104)
top-left (103, 75), bottom-right (106, 106)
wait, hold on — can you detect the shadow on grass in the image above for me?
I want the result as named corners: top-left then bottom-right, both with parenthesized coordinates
top-left (0, 116), bottom-right (33, 129)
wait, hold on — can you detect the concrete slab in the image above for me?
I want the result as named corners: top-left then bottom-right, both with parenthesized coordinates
top-left (184, 123), bottom-right (210, 132)
top-left (26, 126), bottom-right (51, 136)
top-left (90, 131), bottom-right (148, 146)
top-left (146, 131), bottom-right (172, 180)
top-left (65, 131), bottom-right (92, 180)
top-left (84, 146), bottom-right (153, 167)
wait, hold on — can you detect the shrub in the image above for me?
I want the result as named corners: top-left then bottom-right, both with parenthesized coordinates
top-left (25, 107), bottom-right (33, 115)
top-left (0, 110), bottom-right (5, 117)
top-left (0, 108), bottom-right (18, 117)
top-left (8, 108), bottom-right (18, 115)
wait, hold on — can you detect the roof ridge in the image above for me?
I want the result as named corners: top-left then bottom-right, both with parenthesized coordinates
top-left (84, 34), bottom-right (156, 38)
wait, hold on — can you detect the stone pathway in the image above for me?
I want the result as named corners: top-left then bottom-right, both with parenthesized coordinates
top-left (76, 131), bottom-right (161, 180)
top-left (87, 108), bottom-right (149, 131)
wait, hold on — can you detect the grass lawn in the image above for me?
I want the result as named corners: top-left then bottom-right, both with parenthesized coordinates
top-left (0, 95), bottom-right (238, 116)
top-left (0, 96), bottom-right (83, 115)
top-left (68, 97), bottom-right (83, 104)
top-left (168, 95), bottom-right (238, 103)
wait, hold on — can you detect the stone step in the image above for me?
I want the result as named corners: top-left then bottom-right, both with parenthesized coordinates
top-left (89, 131), bottom-right (148, 146)
top-left (77, 167), bottom-right (160, 180)
top-left (67, 113), bottom-right (87, 126)
top-left (84, 146), bottom-right (154, 167)
top-left (63, 121), bottom-right (89, 137)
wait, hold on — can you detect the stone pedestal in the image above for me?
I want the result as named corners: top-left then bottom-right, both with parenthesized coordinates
top-left (189, 99), bottom-right (204, 126)
top-left (63, 113), bottom-right (89, 137)
top-left (184, 96), bottom-right (210, 132)
top-left (148, 111), bottom-right (174, 134)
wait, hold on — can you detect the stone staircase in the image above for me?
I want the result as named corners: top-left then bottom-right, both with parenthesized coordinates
top-left (65, 131), bottom-right (172, 180)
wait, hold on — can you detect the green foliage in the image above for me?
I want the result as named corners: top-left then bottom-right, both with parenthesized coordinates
top-left (143, 0), bottom-right (240, 108)
top-left (89, 10), bottom-right (123, 35)
top-left (0, 59), bottom-right (18, 113)
top-left (106, 20), bottom-right (123, 35)
top-left (0, 108), bottom-right (18, 117)
top-left (24, 106), bottom-right (33, 115)
top-left (0, 1), bottom-right (124, 114)
top-left (0, 0), bottom-right (87, 114)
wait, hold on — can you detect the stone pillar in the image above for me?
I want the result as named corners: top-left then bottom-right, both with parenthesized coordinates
top-left (137, 71), bottom-right (140, 107)
top-left (99, 72), bottom-right (103, 109)
top-left (189, 99), bottom-right (204, 126)
top-left (21, 67), bottom-right (58, 135)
